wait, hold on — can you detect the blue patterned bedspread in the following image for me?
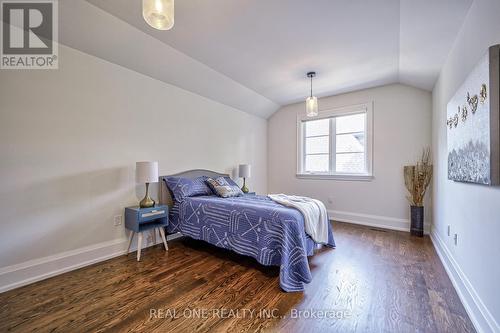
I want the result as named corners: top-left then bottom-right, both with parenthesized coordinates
top-left (168, 194), bottom-right (335, 292)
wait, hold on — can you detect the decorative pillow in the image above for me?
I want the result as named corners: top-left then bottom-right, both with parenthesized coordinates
top-left (164, 176), bottom-right (213, 201)
top-left (206, 177), bottom-right (243, 198)
top-left (223, 176), bottom-right (239, 187)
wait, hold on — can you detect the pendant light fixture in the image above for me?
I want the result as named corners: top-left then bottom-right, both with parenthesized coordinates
top-left (143, 0), bottom-right (174, 31)
top-left (306, 71), bottom-right (318, 117)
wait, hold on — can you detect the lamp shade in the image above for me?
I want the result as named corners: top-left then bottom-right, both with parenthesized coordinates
top-left (306, 96), bottom-right (318, 117)
top-left (238, 164), bottom-right (251, 178)
top-left (136, 161), bottom-right (159, 183)
top-left (143, 0), bottom-right (174, 30)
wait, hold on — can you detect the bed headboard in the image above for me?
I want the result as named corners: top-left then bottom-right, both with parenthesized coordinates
top-left (159, 169), bottom-right (229, 207)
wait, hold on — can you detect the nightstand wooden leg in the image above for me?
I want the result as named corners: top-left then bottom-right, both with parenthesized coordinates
top-left (127, 231), bottom-right (134, 254)
top-left (137, 232), bottom-right (143, 261)
top-left (159, 227), bottom-right (168, 251)
top-left (152, 228), bottom-right (157, 245)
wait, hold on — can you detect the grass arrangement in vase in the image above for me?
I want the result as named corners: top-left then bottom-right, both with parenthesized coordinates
top-left (404, 148), bottom-right (433, 237)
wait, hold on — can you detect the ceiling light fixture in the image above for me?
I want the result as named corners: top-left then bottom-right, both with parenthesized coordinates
top-left (306, 72), bottom-right (318, 117)
top-left (143, 0), bottom-right (174, 31)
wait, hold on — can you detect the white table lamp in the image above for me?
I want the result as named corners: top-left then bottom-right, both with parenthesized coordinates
top-left (238, 164), bottom-right (251, 193)
top-left (136, 161), bottom-right (158, 208)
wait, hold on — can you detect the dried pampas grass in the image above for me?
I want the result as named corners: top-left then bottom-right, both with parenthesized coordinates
top-left (404, 148), bottom-right (433, 207)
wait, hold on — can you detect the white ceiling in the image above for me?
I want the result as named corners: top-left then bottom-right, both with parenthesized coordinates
top-left (80, 0), bottom-right (471, 117)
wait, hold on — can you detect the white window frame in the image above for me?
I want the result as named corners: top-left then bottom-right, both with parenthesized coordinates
top-left (296, 102), bottom-right (374, 181)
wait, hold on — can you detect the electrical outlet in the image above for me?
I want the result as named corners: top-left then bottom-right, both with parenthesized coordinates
top-left (447, 225), bottom-right (451, 236)
top-left (454, 233), bottom-right (458, 246)
top-left (113, 215), bottom-right (122, 226)
top-left (327, 197), bottom-right (334, 204)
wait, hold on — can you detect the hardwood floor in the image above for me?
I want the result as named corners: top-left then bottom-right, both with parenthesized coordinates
top-left (0, 222), bottom-right (475, 333)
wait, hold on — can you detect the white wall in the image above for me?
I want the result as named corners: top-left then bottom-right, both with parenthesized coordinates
top-left (268, 84), bottom-right (432, 231)
top-left (431, 0), bottom-right (500, 331)
top-left (0, 44), bottom-right (267, 287)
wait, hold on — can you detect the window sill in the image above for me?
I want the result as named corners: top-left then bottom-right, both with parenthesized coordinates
top-left (296, 173), bottom-right (374, 181)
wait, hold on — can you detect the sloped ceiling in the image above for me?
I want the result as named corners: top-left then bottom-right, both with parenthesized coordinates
top-left (63, 0), bottom-right (472, 118)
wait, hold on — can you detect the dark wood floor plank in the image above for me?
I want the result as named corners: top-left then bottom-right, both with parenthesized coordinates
top-left (0, 222), bottom-right (476, 333)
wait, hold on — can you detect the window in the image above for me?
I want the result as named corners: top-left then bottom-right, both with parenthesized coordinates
top-left (297, 103), bottom-right (373, 180)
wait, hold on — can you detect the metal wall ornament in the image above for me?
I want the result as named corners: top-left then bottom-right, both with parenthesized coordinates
top-left (480, 84), bottom-right (487, 104)
top-left (446, 85), bottom-right (485, 129)
top-left (467, 92), bottom-right (478, 114)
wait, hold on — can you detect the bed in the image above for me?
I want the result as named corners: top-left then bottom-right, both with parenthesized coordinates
top-left (159, 169), bottom-right (335, 292)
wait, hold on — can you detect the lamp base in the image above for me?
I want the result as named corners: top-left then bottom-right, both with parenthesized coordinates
top-left (139, 195), bottom-right (155, 208)
top-left (241, 178), bottom-right (249, 193)
top-left (139, 183), bottom-right (155, 208)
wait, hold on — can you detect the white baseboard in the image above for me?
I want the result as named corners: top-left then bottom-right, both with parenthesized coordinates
top-left (328, 209), bottom-right (430, 234)
top-left (0, 232), bottom-right (183, 294)
top-left (431, 231), bottom-right (499, 333)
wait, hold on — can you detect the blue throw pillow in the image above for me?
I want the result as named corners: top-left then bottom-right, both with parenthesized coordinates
top-left (223, 176), bottom-right (239, 187)
top-left (206, 177), bottom-right (243, 198)
top-left (164, 176), bottom-right (213, 201)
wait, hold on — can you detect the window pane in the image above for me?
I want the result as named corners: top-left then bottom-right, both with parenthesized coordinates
top-left (306, 136), bottom-right (329, 154)
top-left (305, 154), bottom-right (329, 172)
top-left (336, 133), bottom-right (365, 153)
top-left (336, 153), bottom-right (365, 173)
top-left (305, 118), bottom-right (329, 137)
top-left (336, 113), bottom-right (365, 134)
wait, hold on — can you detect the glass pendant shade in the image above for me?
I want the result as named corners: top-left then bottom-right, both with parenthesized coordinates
top-left (143, 0), bottom-right (174, 30)
top-left (306, 96), bottom-right (318, 117)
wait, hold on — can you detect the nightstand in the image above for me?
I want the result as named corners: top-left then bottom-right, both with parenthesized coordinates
top-left (125, 205), bottom-right (168, 261)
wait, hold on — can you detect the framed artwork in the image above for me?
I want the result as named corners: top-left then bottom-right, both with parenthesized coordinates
top-left (447, 44), bottom-right (500, 185)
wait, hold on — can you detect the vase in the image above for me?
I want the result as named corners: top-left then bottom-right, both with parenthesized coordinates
top-left (410, 206), bottom-right (424, 237)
